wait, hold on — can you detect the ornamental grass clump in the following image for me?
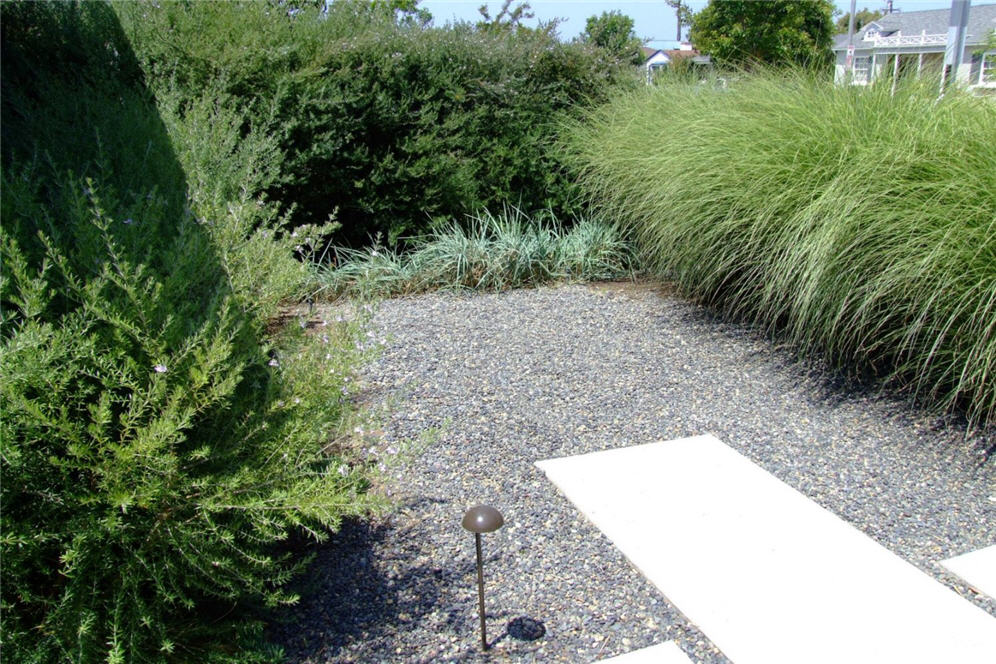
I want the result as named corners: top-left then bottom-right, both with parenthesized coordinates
top-left (317, 207), bottom-right (635, 298)
top-left (1, 2), bottom-right (377, 661)
top-left (565, 70), bottom-right (996, 428)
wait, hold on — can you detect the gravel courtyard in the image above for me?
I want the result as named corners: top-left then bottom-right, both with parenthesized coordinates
top-left (273, 283), bottom-right (995, 663)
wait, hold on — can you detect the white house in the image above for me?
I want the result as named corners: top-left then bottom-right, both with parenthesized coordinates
top-left (642, 43), bottom-right (711, 83)
top-left (832, 4), bottom-right (996, 89)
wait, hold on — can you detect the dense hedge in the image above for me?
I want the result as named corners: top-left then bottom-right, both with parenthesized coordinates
top-left (566, 71), bottom-right (996, 428)
top-left (117, 0), bottom-right (636, 246)
top-left (1, 2), bottom-right (375, 661)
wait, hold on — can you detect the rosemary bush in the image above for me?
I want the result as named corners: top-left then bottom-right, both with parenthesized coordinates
top-left (1, 2), bottom-right (375, 661)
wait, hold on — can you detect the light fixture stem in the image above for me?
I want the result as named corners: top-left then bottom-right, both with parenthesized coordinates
top-left (475, 532), bottom-right (488, 651)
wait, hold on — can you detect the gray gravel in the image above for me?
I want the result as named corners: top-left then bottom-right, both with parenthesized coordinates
top-left (273, 282), bottom-right (995, 663)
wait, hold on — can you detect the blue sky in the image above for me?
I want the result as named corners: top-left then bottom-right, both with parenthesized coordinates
top-left (419, 1), bottom-right (970, 49)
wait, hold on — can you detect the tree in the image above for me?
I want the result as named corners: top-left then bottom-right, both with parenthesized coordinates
top-left (690, 0), bottom-right (835, 69)
top-left (478, 0), bottom-right (534, 32)
top-left (580, 10), bottom-right (644, 66)
top-left (376, 0), bottom-right (433, 27)
top-left (665, 1), bottom-right (693, 41)
top-left (835, 7), bottom-right (884, 33)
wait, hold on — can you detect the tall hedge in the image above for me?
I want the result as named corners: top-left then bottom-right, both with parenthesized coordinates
top-left (1, 2), bottom-right (374, 661)
top-left (117, 0), bottom-right (635, 246)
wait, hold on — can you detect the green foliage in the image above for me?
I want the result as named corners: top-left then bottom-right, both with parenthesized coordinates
top-left (565, 70), bottom-right (996, 428)
top-left (116, 0), bottom-right (633, 247)
top-left (1, 2), bottom-right (376, 661)
top-left (835, 7), bottom-right (884, 33)
top-left (317, 208), bottom-right (635, 298)
top-left (975, 28), bottom-right (996, 56)
top-left (690, 0), bottom-right (834, 70)
top-left (476, 0), bottom-right (538, 33)
top-left (579, 10), bottom-right (644, 66)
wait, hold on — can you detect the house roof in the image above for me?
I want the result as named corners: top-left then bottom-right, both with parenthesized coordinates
top-left (662, 48), bottom-right (701, 59)
top-left (832, 3), bottom-right (996, 50)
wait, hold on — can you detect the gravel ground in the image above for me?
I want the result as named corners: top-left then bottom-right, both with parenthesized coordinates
top-left (272, 282), bottom-right (995, 664)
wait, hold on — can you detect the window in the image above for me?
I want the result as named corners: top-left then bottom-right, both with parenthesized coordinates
top-left (981, 51), bottom-right (996, 85)
top-left (853, 56), bottom-right (871, 83)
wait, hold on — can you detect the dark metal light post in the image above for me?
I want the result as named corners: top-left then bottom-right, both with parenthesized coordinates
top-left (462, 505), bottom-right (504, 651)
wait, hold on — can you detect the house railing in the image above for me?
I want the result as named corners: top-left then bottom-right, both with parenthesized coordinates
top-left (866, 32), bottom-right (948, 47)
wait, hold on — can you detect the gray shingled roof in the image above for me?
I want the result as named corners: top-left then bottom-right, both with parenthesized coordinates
top-left (832, 3), bottom-right (996, 49)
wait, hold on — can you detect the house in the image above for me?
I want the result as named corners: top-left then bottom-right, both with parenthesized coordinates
top-left (832, 3), bottom-right (996, 89)
top-left (642, 43), bottom-right (711, 83)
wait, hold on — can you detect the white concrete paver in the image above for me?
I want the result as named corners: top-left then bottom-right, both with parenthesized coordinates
top-left (536, 435), bottom-right (996, 664)
top-left (594, 641), bottom-right (693, 664)
top-left (942, 544), bottom-right (996, 600)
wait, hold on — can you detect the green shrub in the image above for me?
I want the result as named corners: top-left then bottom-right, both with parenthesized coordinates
top-left (1, 2), bottom-right (375, 661)
top-left (565, 70), bottom-right (996, 427)
top-left (116, 0), bottom-right (636, 246)
top-left (317, 207), bottom-right (635, 298)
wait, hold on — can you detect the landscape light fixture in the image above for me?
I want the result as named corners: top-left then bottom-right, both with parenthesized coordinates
top-left (462, 504), bottom-right (504, 651)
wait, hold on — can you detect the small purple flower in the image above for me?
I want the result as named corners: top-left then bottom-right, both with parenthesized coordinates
top-left (153, 364), bottom-right (167, 373)
top-left (268, 358), bottom-right (279, 367)
top-left (123, 218), bottom-right (134, 225)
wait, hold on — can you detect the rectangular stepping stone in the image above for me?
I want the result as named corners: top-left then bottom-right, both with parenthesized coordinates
top-left (536, 435), bottom-right (996, 664)
top-left (942, 544), bottom-right (996, 600)
top-left (595, 641), bottom-right (693, 664)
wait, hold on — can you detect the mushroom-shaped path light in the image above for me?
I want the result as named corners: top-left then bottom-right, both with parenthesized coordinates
top-left (462, 505), bottom-right (505, 651)
top-left (462, 504), bottom-right (504, 534)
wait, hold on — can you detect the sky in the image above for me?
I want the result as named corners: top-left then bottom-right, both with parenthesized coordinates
top-left (419, 1), bottom-right (972, 49)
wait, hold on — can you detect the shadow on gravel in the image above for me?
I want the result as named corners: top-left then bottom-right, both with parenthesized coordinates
top-left (663, 298), bottom-right (996, 462)
top-left (269, 497), bottom-right (485, 663)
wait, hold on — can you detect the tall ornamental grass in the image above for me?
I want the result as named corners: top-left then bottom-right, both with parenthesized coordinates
top-left (565, 71), bottom-right (996, 427)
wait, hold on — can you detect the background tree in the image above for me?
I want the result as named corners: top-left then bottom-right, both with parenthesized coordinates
top-left (477, 0), bottom-right (534, 32)
top-left (690, 0), bottom-right (834, 69)
top-left (835, 7), bottom-right (884, 33)
top-left (580, 10), bottom-right (644, 66)
top-left (665, 0), bottom-right (693, 41)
